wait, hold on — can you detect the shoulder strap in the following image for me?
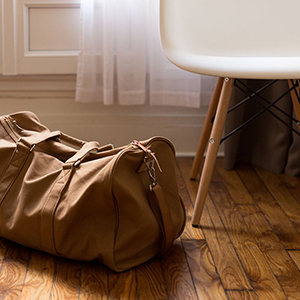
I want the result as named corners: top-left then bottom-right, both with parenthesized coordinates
top-left (148, 184), bottom-right (175, 254)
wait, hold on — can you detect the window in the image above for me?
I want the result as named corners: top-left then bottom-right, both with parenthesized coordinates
top-left (1, 0), bottom-right (80, 75)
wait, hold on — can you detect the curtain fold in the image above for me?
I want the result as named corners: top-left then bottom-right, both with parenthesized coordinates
top-left (75, 0), bottom-right (114, 104)
top-left (75, 0), bottom-right (203, 107)
top-left (115, 0), bottom-right (147, 105)
top-left (224, 80), bottom-right (300, 176)
top-left (148, 0), bottom-right (201, 108)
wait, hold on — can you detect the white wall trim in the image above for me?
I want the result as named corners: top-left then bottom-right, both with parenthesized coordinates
top-left (2, 0), bottom-right (17, 75)
top-left (1, 0), bottom-right (81, 75)
top-left (0, 74), bottom-right (76, 91)
top-left (23, 3), bottom-right (80, 57)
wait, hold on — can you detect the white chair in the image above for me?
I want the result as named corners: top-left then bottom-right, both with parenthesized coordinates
top-left (159, 0), bottom-right (300, 226)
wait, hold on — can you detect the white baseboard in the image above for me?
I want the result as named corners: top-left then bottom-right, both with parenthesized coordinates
top-left (176, 151), bottom-right (225, 158)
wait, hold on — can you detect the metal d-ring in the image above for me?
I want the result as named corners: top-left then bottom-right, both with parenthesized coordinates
top-left (144, 158), bottom-right (157, 190)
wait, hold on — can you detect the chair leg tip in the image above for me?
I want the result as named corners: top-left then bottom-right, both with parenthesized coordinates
top-left (192, 224), bottom-right (199, 228)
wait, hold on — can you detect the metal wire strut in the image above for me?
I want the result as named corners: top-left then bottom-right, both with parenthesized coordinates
top-left (219, 79), bottom-right (300, 144)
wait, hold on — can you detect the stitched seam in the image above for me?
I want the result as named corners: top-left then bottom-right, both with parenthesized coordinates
top-left (51, 167), bottom-right (73, 256)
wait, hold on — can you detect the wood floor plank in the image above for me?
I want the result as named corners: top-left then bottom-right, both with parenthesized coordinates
top-left (161, 239), bottom-right (198, 300)
top-left (50, 258), bottom-right (81, 300)
top-left (288, 251), bottom-right (300, 270)
top-left (216, 162), bottom-right (300, 298)
top-left (236, 163), bottom-right (300, 249)
top-left (278, 173), bottom-right (300, 204)
top-left (215, 160), bottom-right (300, 296)
top-left (0, 243), bottom-right (31, 300)
top-left (202, 197), bottom-right (252, 290)
top-left (181, 238), bottom-right (227, 300)
top-left (254, 165), bottom-right (300, 231)
top-left (177, 158), bottom-right (253, 291)
top-left (136, 258), bottom-right (168, 300)
top-left (209, 181), bottom-right (287, 300)
top-left (0, 238), bottom-right (10, 268)
top-left (238, 204), bottom-right (300, 299)
top-left (181, 216), bottom-right (205, 241)
top-left (80, 261), bottom-right (108, 300)
top-left (227, 290), bottom-right (258, 300)
top-left (108, 268), bottom-right (136, 300)
top-left (175, 159), bottom-right (204, 240)
top-left (214, 159), bottom-right (255, 205)
top-left (20, 250), bottom-right (56, 300)
top-left (176, 158), bottom-right (199, 202)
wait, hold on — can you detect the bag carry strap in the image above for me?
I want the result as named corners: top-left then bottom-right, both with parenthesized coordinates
top-left (21, 131), bottom-right (88, 149)
top-left (20, 131), bottom-right (62, 148)
top-left (148, 184), bottom-right (175, 254)
top-left (20, 129), bottom-right (111, 166)
top-left (59, 132), bottom-right (87, 148)
top-left (65, 141), bottom-right (100, 166)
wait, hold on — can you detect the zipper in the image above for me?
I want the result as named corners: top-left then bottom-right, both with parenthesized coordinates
top-left (3, 116), bottom-right (20, 142)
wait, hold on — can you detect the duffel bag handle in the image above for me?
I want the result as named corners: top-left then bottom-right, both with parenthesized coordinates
top-left (149, 184), bottom-right (175, 254)
top-left (21, 130), bottom-right (91, 151)
top-left (65, 141), bottom-right (100, 166)
top-left (59, 132), bottom-right (87, 148)
top-left (21, 130), bottom-right (112, 166)
top-left (21, 131), bottom-right (62, 149)
top-left (59, 132), bottom-right (116, 165)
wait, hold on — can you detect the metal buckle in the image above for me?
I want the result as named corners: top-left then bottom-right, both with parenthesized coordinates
top-left (132, 140), bottom-right (163, 190)
top-left (145, 158), bottom-right (157, 190)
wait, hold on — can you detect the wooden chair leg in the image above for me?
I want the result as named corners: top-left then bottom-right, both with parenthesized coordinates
top-left (190, 77), bottom-right (224, 180)
top-left (288, 79), bottom-right (300, 131)
top-left (192, 78), bottom-right (234, 227)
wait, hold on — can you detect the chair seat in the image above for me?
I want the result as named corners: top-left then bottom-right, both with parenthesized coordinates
top-left (160, 0), bottom-right (300, 79)
top-left (163, 52), bottom-right (300, 79)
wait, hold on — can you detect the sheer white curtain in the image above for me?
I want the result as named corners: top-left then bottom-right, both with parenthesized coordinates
top-left (75, 0), bottom-right (202, 107)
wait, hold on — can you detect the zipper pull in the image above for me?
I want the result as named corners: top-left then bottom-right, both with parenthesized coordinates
top-left (3, 115), bottom-right (19, 142)
top-left (15, 137), bottom-right (21, 153)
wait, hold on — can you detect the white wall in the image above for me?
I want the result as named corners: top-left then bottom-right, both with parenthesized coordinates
top-left (0, 0), bottom-right (222, 156)
top-left (0, 75), bottom-right (214, 155)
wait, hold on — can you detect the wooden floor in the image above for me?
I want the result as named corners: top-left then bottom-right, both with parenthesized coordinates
top-left (0, 158), bottom-right (300, 299)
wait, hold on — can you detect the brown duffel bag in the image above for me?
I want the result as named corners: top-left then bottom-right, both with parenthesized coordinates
top-left (0, 111), bottom-right (185, 272)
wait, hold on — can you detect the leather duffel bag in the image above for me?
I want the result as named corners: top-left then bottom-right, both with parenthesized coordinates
top-left (0, 111), bottom-right (185, 272)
